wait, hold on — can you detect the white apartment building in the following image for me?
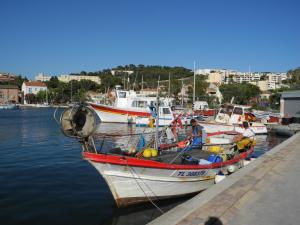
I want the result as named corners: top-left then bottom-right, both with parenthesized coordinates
top-left (267, 73), bottom-right (283, 84)
top-left (195, 69), bottom-right (212, 75)
top-left (35, 73), bottom-right (52, 82)
top-left (111, 70), bottom-right (134, 76)
top-left (235, 72), bottom-right (261, 83)
top-left (58, 74), bottom-right (101, 84)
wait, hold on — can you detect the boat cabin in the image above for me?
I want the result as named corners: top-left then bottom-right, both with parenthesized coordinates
top-left (215, 104), bottom-right (254, 124)
top-left (114, 90), bottom-right (170, 109)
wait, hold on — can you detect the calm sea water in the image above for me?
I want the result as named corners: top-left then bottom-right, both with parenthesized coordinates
top-left (0, 109), bottom-right (286, 225)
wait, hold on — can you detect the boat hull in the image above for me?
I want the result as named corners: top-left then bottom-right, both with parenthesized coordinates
top-left (89, 162), bottom-right (216, 207)
top-left (84, 149), bottom-right (252, 207)
top-left (89, 103), bottom-right (150, 123)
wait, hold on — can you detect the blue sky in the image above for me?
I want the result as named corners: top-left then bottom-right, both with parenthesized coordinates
top-left (0, 0), bottom-right (299, 78)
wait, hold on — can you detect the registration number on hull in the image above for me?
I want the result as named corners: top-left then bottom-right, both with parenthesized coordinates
top-left (172, 170), bottom-right (208, 177)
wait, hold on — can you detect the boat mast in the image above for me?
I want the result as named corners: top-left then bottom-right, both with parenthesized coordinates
top-left (141, 74), bottom-right (144, 91)
top-left (155, 90), bottom-right (160, 150)
top-left (168, 72), bottom-right (170, 98)
top-left (181, 79), bottom-right (184, 108)
top-left (70, 80), bottom-right (73, 103)
top-left (7, 73), bottom-right (10, 103)
top-left (193, 61), bottom-right (196, 104)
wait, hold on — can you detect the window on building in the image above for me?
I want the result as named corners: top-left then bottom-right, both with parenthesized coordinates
top-left (29, 88), bottom-right (32, 93)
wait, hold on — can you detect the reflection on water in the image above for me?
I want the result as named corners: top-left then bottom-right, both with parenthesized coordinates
top-left (0, 109), bottom-right (288, 225)
top-left (101, 197), bottom-right (190, 225)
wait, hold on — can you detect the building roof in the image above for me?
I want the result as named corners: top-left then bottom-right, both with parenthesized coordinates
top-left (0, 85), bottom-right (19, 89)
top-left (281, 91), bottom-right (300, 99)
top-left (24, 81), bottom-right (47, 87)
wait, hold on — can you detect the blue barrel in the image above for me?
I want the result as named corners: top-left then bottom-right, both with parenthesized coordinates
top-left (208, 154), bottom-right (223, 163)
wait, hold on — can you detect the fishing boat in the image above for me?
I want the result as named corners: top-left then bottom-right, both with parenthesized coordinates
top-left (88, 89), bottom-right (174, 126)
top-left (198, 104), bottom-right (268, 134)
top-left (59, 105), bottom-right (255, 207)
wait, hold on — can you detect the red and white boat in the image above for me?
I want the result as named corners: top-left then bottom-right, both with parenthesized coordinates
top-left (59, 105), bottom-right (254, 208)
top-left (88, 89), bottom-right (174, 126)
top-left (82, 142), bottom-right (253, 207)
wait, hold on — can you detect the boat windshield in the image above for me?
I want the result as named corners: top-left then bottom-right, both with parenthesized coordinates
top-left (118, 91), bottom-right (126, 98)
top-left (131, 100), bottom-right (147, 108)
top-left (162, 107), bottom-right (171, 115)
top-left (220, 105), bottom-right (234, 115)
top-left (233, 107), bottom-right (243, 115)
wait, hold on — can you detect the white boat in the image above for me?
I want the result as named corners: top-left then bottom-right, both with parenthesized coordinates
top-left (198, 104), bottom-right (268, 134)
top-left (82, 141), bottom-right (253, 207)
top-left (59, 105), bottom-right (254, 208)
top-left (0, 103), bottom-right (18, 109)
top-left (88, 89), bottom-right (174, 126)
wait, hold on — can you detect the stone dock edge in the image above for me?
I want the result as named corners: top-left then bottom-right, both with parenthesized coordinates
top-left (148, 132), bottom-right (300, 225)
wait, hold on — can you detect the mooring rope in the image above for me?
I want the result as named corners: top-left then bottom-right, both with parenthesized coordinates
top-left (125, 160), bottom-right (164, 214)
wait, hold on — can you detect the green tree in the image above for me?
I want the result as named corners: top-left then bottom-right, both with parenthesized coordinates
top-left (46, 76), bottom-right (59, 88)
top-left (170, 78), bottom-right (181, 97)
top-left (36, 90), bottom-right (47, 103)
top-left (219, 83), bottom-right (261, 105)
top-left (25, 93), bottom-right (37, 104)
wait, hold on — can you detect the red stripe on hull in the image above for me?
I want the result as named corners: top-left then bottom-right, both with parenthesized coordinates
top-left (83, 148), bottom-right (253, 170)
top-left (89, 103), bottom-right (151, 117)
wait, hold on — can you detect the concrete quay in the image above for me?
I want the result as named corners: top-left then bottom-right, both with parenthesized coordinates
top-left (149, 132), bottom-right (300, 225)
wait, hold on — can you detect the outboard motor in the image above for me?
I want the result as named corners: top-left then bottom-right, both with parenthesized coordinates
top-left (60, 104), bottom-right (97, 139)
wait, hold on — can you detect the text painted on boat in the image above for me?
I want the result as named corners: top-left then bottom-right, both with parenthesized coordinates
top-left (172, 170), bottom-right (208, 177)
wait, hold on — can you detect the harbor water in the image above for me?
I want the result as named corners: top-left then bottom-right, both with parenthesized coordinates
top-left (0, 109), bottom-right (287, 225)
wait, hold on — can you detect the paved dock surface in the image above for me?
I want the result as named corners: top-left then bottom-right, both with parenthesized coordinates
top-left (149, 132), bottom-right (300, 225)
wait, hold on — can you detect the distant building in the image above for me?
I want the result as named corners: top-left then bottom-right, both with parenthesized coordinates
top-left (235, 73), bottom-right (261, 83)
top-left (35, 73), bottom-right (52, 82)
top-left (280, 91), bottom-right (300, 117)
top-left (195, 69), bottom-right (212, 75)
top-left (111, 70), bottom-right (134, 76)
top-left (0, 85), bottom-right (20, 103)
top-left (58, 74), bottom-right (101, 84)
top-left (0, 73), bottom-right (15, 82)
top-left (22, 81), bottom-right (47, 104)
top-left (250, 80), bottom-right (269, 92)
top-left (207, 72), bottom-right (224, 84)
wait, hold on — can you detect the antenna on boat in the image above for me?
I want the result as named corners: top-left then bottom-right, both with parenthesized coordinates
top-left (193, 61), bottom-right (196, 104)
top-left (141, 74), bottom-right (144, 91)
top-left (181, 79), bottom-right (184, 108)
top-left (133, 71), bottom-right (138, 91)
top-left (230, 96), bottom-right (235, 104)
top-left (155, 93), bottom-right (159, 149)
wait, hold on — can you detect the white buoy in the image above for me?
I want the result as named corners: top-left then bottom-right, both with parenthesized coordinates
top-left (227, 165), bottom-right (237, 174)
top-left (215, 174), bottom-right (226, 183)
